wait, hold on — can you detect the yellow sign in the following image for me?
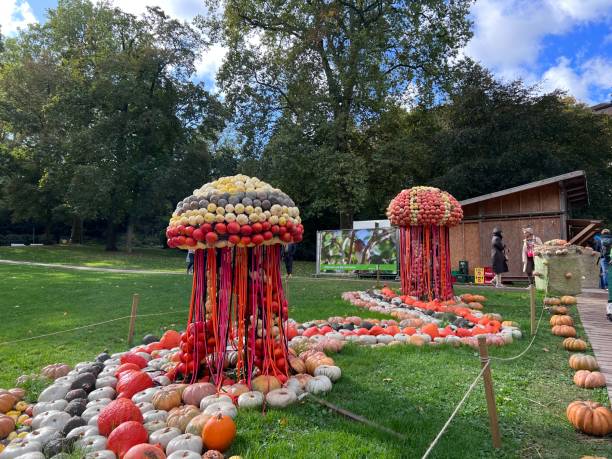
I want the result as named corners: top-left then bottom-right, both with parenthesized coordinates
top-left (474, 267), bottom-right (485, 284)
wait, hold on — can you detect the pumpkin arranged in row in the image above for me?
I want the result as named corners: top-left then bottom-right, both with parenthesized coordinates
top-left (566, 400), bottom-right (612, 436)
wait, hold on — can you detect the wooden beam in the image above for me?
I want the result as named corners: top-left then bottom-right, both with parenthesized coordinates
top-left (568, 223), bottom-right (596, 245)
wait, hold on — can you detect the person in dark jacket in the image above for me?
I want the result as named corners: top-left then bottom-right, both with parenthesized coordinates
top-left (491, 227), bottom-right (508, 288)
top-left (282, 243), bottom-right (297, 278)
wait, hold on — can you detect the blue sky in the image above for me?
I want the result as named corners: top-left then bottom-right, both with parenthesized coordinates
top-left (2, 0), bottom-right (611, 104)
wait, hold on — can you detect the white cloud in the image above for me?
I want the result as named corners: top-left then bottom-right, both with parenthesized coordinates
top-left (465, 0), bottom-right (612, 102)
top-left (109, 0), bottom-right (205, 22)
top-left (541, 56), bottom-right (612, 103)
top-left (0, 0), bottom-right (37, 35)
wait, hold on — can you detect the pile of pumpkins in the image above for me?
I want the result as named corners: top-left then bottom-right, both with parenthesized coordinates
top-left (339, 290), bottom-right (521, 348)
top-left (0, 388), bottom-right (32, 455)
top-left (544, 296), bottom-right (612, 438)
top-left (3, 330), bottom-right (342, 459)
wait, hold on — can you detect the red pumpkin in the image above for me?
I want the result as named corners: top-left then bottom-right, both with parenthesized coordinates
top-left (120, 353), bottom-right (148, 369)
top-left (368, 326), bottom-right (385, 336)
top-left (98, 398), bottom-right (144, 436)
top-left (421, 323), bottom-right (439, 339)
top-left (107, 421), bottom-right (148, 458)
top-left (115, 363), bottom-right (141, 378)
top-left (116, 371), bottom-right (153, 399)
top-left (160, 330), bottom-right (181, 349)
top-left (124, 444), bottom-right (166, 459)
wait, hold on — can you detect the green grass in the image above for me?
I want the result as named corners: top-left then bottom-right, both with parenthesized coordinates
top-left (0, 253), bottom-right (610, 458)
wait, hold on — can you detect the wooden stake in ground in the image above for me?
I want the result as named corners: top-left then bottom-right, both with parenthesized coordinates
top-left (127, 293), bottom-right (140, 347)
top-left (529, 284), bottom-right (536, 336)
top-left (477, 335), bottom-right (502, 449)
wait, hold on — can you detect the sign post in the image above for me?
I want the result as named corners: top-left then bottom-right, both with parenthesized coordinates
top-left (474, 267), bottom-right (485, 284)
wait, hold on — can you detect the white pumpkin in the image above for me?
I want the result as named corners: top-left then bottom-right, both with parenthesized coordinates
top-left (84, 451), bottom-right (117, 459)
top-left (88, 387), bottom-right (115, 401)
top-left (81, 406), bottom-right (103, 423)
top-left (32, 400), bottom-right (68, 417)
top-left (393, 333), bottom-right (409, 343)
top-left (132, 387), bottom-right (161, 404)
top-left (32, 410), bottom-right (70, 430)
top-left (76, 435), bottom-right (107, 453)
top-left (0, 440), bottom-right (42, 459)
top-left (357, 335), bottom-right (377, 345)
top-left (376, 334), bottom-right (394, 344)
top-left (88, 415), bottom-right (99, 426)
top-left (95, 376), bottom-right (117, 389)
top-left (135, 402), bottom-right (154, 414)
top-left (203, 402), bottom-right (237, 419)
top-left (104, 358), bottom-right (121, 367)
top-left (143, 410), bottom-right (168, 423)
top-left (199, 394), bottom-right (232, 411)
top-left (265, 389), bottom-right (297, 408)
top-left (38, 383), bottom-right (71, 402)
top-left (110, 352), bottom-right (127, 359)
top-left (86, 398), bottom-right (112, 410)
top-left (54, 374), bottom-right (78, 384)
top-left (136, 352), bottom-right (151, 361)
top-left (25, 427), bottom-right (61, 446)
top-left (237, 391), bottom-right (264, 409)
top-left (167, 451), bottom-right (201, 459)
top-left (149, 427), bottom-right (182, 450)
top-left (306, 375), bottom-right (332, 395)
top-left (148, 359), bottom-right (166, 371)
top-left (285, 378), bottom-right (305, 396)
top-left (165, 433), bottom-right (203, 455)
top-left (144, 420), bottom-right (167, 434)
top-left (314, 365), bottom-right (341, 382)
top-left (67, 425), bottom-right (99, 440)
top-left (11, 453), bottom-right (44, 459)
top-left (75, 362), bottom-right (95, 371)
top-left (512, 329), bottom-right (522, 339)
top-left (153, 375), bottom-right (172, 387)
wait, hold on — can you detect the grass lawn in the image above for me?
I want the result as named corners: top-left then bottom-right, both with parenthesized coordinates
top-left (0, 250), bottom-right (610, 458)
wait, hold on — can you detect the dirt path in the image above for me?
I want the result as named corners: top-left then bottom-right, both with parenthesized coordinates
top-left (0, 259), bottom-right (183, 275)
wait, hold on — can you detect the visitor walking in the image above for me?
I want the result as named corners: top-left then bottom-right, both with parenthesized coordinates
top-left (598, 229), bottom-right (611, 290)
top-left (607, 265), bottom-right (612, 321)
top-left (491, 227), bottom-right (508, 288)
top-left (186, 249), bottom-right (195, 274)
top-left (522, 227), bottom-right (542, 286)
top-left (282, 243), bottom-right (297, 279)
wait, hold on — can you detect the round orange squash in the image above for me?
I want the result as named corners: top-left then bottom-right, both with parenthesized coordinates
top-left (202, 413), bottom-right (236, 452)
top-left (550, 315), bottom-right (573, 326)
top-left (566, 400), bottom-right (612, 436)
top-left (573, 370), bottom-right (606, 389)
top-left (552, 325), bottom-right (576, 337)
top-left (563, 338), bottom-right (587, 352)
top-left (551, 305), bottom-right (569, 315)
top-left (569, 354), bottom-right (599, 371)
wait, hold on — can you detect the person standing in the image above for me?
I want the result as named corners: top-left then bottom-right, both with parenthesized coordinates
top-left (186, 249), bottom-right (195, 274)
top-left (282, 243), bottom-right (297, 279)
top-left (522, 227), bottom-right (542, 286)
top-left (491, 227), bottom-right (508, 288)
top-left (598, 229), bottom-right (611, 290)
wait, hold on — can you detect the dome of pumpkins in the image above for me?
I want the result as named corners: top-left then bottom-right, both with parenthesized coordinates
top-left (386, 186), bottom-right (463, 227)
top-left (166, 175), bottom-right (303, 249)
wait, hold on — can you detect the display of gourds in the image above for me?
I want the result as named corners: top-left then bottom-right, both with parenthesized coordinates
top-left (387, 186), bottom-right (463, 300)
top-left (165, 175), bottom-right (302, 387)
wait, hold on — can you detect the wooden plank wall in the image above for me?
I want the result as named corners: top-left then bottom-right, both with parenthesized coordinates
top-left (450, 184), bottom-right (564, 277)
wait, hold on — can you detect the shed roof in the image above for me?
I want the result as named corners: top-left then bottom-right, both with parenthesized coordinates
top-left (460, 170), bottom-right (588, 207)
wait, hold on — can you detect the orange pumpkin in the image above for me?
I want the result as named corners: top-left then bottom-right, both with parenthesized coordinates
top-left (573, 370), bottom-right (606, 389)
top-left (566, 400), bottom-right (612, 436)
top-left (202, 413), bottom-right (236, 452)
top-left (0, 414), bottom-right (15, 439)
top-left (551, 306), bottom-right (569, 315)
top-left (563, 338), bottom-right (587, 352)
top-left (544, 297), bottom-right (561, 306)
top-left (288, 355), bottom-right (306, 374)
top-left (160, 330), bottom-right (181, 349)
top-left (252, 375), bottom-right (281, 394)
top-left (551, 325), bottom-right (576, 337)
top-left (468, 302), bottom-right (484, 310)
top-left (569, 354), bottom-right (599, 371)
top-left (0, 394), bottom-right (16, 414)
top-left (550, 315), bottom-right (573, 326)
top-left (124, 443), bottom-right (166, 459)
top-left (560, 295), bottom-right (577, 305)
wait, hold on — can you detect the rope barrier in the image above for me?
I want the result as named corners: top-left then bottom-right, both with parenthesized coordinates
top-left (421, 360), bottom-right (490, 459)
top-left (490, 303), bottom-right (546, 362)
top-left (0, 309), bottom-right (189, 347)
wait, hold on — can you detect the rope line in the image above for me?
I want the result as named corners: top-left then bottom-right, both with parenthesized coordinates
top-left (421, 361), bottom-right (490, 459)
top-left (490, 302), bottom-right (545, 362)
top-left (0, 309), bottom-right (188, 346)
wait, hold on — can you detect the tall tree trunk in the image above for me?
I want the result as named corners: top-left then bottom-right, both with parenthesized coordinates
top-left (70, 215), bottom-right (83, 244)
top-left (339, 212), bottom-right (353, 229)
top-left (106, 221), bottom-right (118, 251)
top-left (126, 216), bottom-right (134, 254)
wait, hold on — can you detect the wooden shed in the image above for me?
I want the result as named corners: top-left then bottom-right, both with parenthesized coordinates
top-left (449, 171), bottom-right (600, 281)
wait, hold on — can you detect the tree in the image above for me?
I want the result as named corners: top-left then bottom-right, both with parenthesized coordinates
top-left (200, 0), bottom-right (473, 227)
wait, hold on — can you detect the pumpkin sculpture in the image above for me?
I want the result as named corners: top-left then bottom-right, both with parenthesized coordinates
top-left (552, 325), bottom-right (576, 337)
top-left (569, 354), bottom-right (599, 371)
top-left (387, 187), bottom-right (463, 300)
top-left (566, 400), bottom-right (612, 436)
top-left (550, 315), bottom-right (573, 326)
top-left (165, 175), bottom-right (302, 385)
top-left (573, 371), bottom-right (606, 389)
top-left (563, 338), bottom-right (588, 352)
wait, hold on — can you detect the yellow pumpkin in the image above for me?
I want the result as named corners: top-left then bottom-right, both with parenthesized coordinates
top-left (563, 338), bottom-right (587, 352)
top-left (569, 354), bottom-right (599, 371)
